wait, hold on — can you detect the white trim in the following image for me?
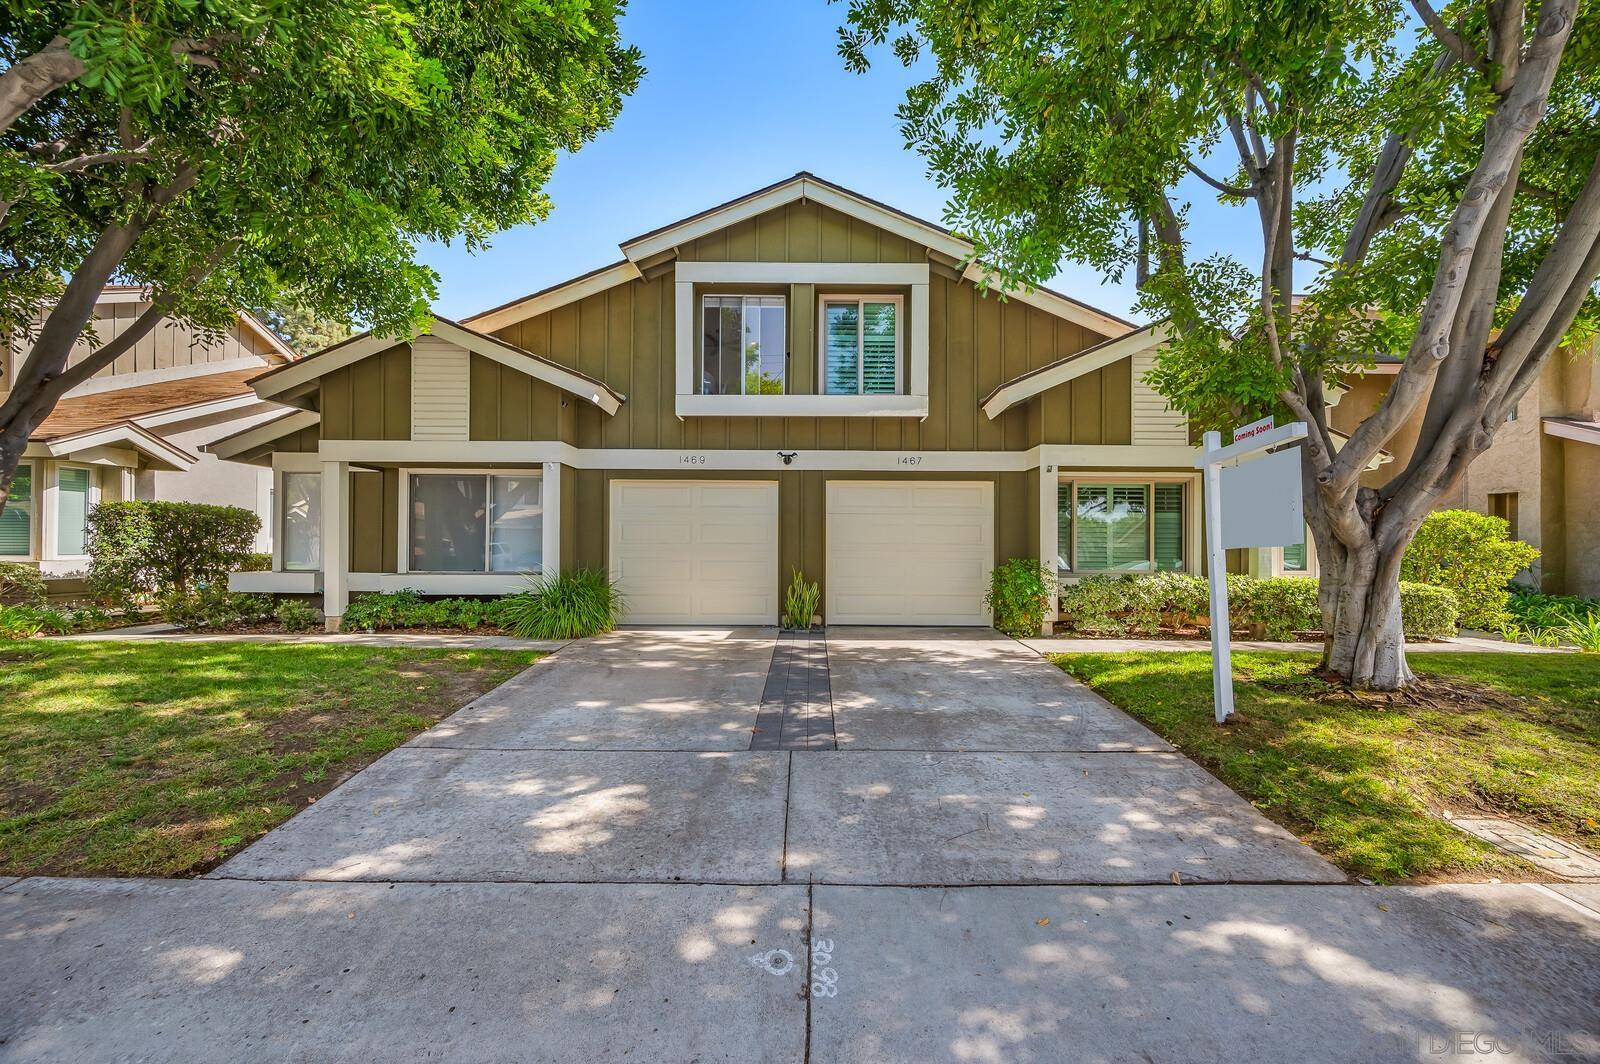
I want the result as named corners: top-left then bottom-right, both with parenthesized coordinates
top-left (799, 179), bottom-right (974, 261)
top-left (271, 451), bottom-right (322, 474)
top-left (462, 262), bottom-right (644, 333)
top-left (321, 460), bottom-right (349, 623)
top-left (132, 393), bottom-right (271, 430)
top-left (397, 466), bottom-right (545, 578)
top-left (254, 318), bottom-right (623, 417)
top-left (674, 281), bottom-right (695, 397)
top-left (675, 260), bottom-right (930, 285)
top-left (675, 394), bottom-right (930, 419)
top-left (1037, 467), bottom-right (1057, 635)
top-left (1038, 444), bottom-right (1198, 469)
top-left (1054, 472), bottom-right (1202, 578)
top-left (982, 324), bottom-right (1171, 419)
top-left (697, 292), bottom-right (791, 395)
top-left (542, 462), bottom-right (562, 577)
top-left (43, 422), bottom-right (194, 470)
top-left (64, 356), bottom-right (271, 398)
top-left (817, 293), bottom-right (906, 397)
top-left (211, 410), bottom-right (320, 460)
top-left (347, 572), bottom-right (534, 596)
top-left (277, 468), bottom-right (323, 574)
top-left (230, 570), bottom-right (321, 594)
top-left (1543, 417), bottom-right (1600, 447)
top-left (960, 264), bottom-right (1135, 338)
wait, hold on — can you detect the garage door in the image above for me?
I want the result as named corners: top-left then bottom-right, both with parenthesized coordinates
top-left (825, 481), bottom-right (994, 625)
top-left (609, 480), bottom-right (779, 625)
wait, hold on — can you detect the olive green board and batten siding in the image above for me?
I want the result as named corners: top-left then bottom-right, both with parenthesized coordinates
top-left (319, 344), bottom-right (411, 441)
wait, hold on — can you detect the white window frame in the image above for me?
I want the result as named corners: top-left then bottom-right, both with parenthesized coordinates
top-left (817, 293), bottom-right (905, 397)
top-left (1275, 526), bottom-right (1319, 578)
top-left (277, 469), bottom-right (322, 573)
top-left (698, 293), bottom-right (788, 396)
top-left (44, 461), bottom-right (98, 562)
top-left (0, 458), bottom-right (36, 561)
top-left (1056, 475), bottom-right (1193, 577)
top-left (397, 467), bottom-right (543, 576)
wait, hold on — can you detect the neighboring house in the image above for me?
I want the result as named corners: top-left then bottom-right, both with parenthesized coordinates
top-left (1, 287), bottom-right (297, 575)
top-left (1237, 341), bottom-right (1600, 598)
top-left (217, 172), bottom-right (1198, 630)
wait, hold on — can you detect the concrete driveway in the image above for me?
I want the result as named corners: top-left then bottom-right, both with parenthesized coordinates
top-left (4, 627), bottom-right (1598, 1062)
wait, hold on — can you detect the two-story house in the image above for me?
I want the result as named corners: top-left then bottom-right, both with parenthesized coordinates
top-left (217, 173), bottom-right (1199, 629)
top-left (2, 287), bottom-right (297, 576)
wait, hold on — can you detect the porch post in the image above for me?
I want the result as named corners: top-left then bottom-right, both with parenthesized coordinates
top-left (321, 459), bottom-right (349, 631)
top-left (1037, 460), bottom-right (1057, 636)
top-left (541, 461), bottom-right (562, 578)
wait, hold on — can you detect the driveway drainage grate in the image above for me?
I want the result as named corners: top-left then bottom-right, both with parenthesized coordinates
top-left (751, 629), bottom-right (835, 750)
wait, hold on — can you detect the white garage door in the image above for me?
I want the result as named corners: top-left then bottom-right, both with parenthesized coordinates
top-left (826, 481), bottom-right (994, 626)
top-left (609, 480), bottom-right (779, 625)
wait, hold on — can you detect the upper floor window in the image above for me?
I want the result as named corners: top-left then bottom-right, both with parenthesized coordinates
top-left (822, 295), bottom-right (901, 395)
top-left (700, 295), bottom-right (786, 396)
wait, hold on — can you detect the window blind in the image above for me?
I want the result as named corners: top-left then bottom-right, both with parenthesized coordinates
top-left (862, 302), bottom-right (897, 394)
top-left (823, 302), bottom-right (860, 395)
top-left (0, 462), bottom-right (30, 555)
top-left (56, 467), bottom-right (90, 556)
top-left (1154, 484), bottom-right (1183, 571)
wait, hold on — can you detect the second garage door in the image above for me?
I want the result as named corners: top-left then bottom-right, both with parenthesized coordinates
top-left (609, 480), bottom-right (779, 625)
top-left (825, 480), bottom-right (994, 626)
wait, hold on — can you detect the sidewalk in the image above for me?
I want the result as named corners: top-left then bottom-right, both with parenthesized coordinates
top-left (1022, 633), bottom-right (1567, 655)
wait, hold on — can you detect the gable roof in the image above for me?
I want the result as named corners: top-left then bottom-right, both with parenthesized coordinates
top-left (208, 409), bottom-right (322, 462)
top-left (93, 285), bottom-right (297, 362)
top-left (982, 323), bottom-right (1170, 419)
top-left (464, 172), bottom-right (1136, 338)
top-left (249, 315), bottom-right (625, 416)
top-left (32, 369), bottom-right (265, 440)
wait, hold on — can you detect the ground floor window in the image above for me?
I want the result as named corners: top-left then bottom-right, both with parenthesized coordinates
top-left (0, 461), bottom-right (32, 557)
top-left (54, 465), bottom-right (92, 557)
top-left (1057, 479), bottom-right (1185, 574)
top-left (407, 471), bottom-right (541, 573)
top-left (281, 471), bottom-right (321, 571)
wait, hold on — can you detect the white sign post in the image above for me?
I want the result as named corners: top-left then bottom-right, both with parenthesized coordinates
top-left (1196, 420), bottom-right (1308, 722)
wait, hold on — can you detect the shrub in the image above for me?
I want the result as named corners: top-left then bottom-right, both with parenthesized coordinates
top-left (339, 590), bottom-right (515, 632)
top-left (783, 569), bottom-right (820, 630)
top-left (0, 605), bottom-right (43, 640)
top-left (275, 598), bottom-right (321, 632)
top-left (1058, 572), bottom-right (1214, 636)
top-left (1399, 581), bottom-right (1459, 640)
top-left (240, 552), bottom-right (273, 572)
top-left (0, 562), bottom-right (47, 605)
top-left (159, 585), bottom-right (275, 631)
top-left (1246, 577), bottom-right (1322, 641)
top-left (985, 558), bottom-right (1054, 638)
top-left (86, 501), bottom-right (260, 604)
top-left (1561, 613), bottom-right (1600, 653)
top-left (1401, 510), bottom-right (1539, 631)
top-left (498, 569), bottom-right (624, 640)
top-left (0, 602), bottom-right (118, 639)
top-left (1506, 587), bottom-right (1600, 639)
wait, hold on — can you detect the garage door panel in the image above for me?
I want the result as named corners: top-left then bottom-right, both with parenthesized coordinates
top-left (825, 481), bottom-right (994, 627)
top-left (610, 480), bottom-right (778, 625)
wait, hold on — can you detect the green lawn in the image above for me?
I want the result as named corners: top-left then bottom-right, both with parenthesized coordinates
top-left (0, 641), bottom-right (538, 878)
top-left (1052, 651), bottom-right (1600, 883)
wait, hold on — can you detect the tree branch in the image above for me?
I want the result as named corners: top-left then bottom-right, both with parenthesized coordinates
top-left (1408, 0), bottom-right (1490, 76)
top-left (1184, 159), bottom-right (1254, 198)
top-left (0, 36), bottom-right (85, 136)
top-left (44, 143), bottom-right (156, 174)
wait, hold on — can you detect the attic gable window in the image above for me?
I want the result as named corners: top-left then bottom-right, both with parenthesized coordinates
top-left (821, 296), bottom-right (901, 395)
top-left (699, 295), bottom-right (786, 395)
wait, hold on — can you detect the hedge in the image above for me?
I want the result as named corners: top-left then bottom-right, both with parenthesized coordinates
top-left (1401, 509), bottom-right (1539, 631)
top-left (1056, 573), bottom-right (1459, 641)
top-left (86, 501), bottom-right (260, 604)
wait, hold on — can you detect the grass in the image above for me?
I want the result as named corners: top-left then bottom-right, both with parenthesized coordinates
top-left (0, 641), bottom-right (539, 878)
top-left (1052, 650), bottom-right (1600, 884)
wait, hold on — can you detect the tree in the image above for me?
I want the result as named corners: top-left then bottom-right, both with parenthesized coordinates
top-left (0, 1), bottom-right (642, 506)
top-left (258, 292), bottom-right (353, 357)
top-left (841, 0), bottom-right (1598, 689)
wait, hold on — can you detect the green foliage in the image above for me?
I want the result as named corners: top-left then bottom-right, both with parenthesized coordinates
top-left (1399, 581), bottom-right (1460, 640)
top-left (783, 569), bottom-right (821, 630)
top-left (339, 589), bottom-right (514, 633)
top-left (257, 292), bottom-right (353, 357)
top-left (1506, 587), bottom-right (1600, 643)
top-left (239, 552), bottom-right (273, 573)
top-left (1560, 614), bottom-right (1600, 654)
top-left (86, 501), bottom-right (259, 604)
top-left (0, 601), bottom-right (116, 639)
top-left (1058, 573), bottom-right (1456, 640)
top-left (274, 598), bottom-right (321, 633)
top-left (1402, 511), bottom-right (1540, 630)
top-left (159, 584), bottom-right (275, 631)
top-left (0, 562), bottom-right (47, 605)
top-left (498, 570), bottom-right (624, 640)
top-left (1, 0), bottom-right (643, 426)
top-left (984, 558), bottom-right (1054, 638)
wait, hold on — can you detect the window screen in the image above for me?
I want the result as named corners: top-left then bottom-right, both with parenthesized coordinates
top-left (55, 467), bottom-right (91, 556)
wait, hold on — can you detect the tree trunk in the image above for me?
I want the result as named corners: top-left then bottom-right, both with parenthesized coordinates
top-left (1322, 541), bottom-right (1414, 690)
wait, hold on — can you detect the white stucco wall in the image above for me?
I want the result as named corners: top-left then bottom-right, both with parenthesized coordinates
top-left (135, 405), bottom-right (285, 552)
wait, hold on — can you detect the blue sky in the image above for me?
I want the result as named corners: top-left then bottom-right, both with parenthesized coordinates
top-left (418, 0), bottom-right (1260, 325)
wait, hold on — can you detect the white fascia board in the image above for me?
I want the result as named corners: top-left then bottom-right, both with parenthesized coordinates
top-left (428, 319), bottom-right (623, 416)
top-left (673, 261), bottom-right (930, 285)
top-left (674, 394), bottom-right (929, 420)
top-left (1543, 418), bottom-right (1600, 447)
top-left (45, 424), bottom-right (195, 470)
top-left (319, 440), bottom-right (578, 464)
top-left (983, 324), bottom-right (1170, 420)
top-left (236, 309), bottom-right (296, 360)
top-left (461, 261), bottom-right (643, 333)
top-left (961, 264), bottom-right (1137, 338)
top-left (1041, 444), bottom-right (1200, 470)
top-left (65, 356), bottom-right (271, 398)
top-left (210, 410), bottom-right (321, 460)
top-left (251, 333), bottom-right (401, 399)
top-left (133, 393), bottom-right (267, 430)
top-left (796, 180), bottom-right (972, 261)
top-left (620, 181), bottom-right (809, 262)
top-left (230, 570), bottom-right (321, 594)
